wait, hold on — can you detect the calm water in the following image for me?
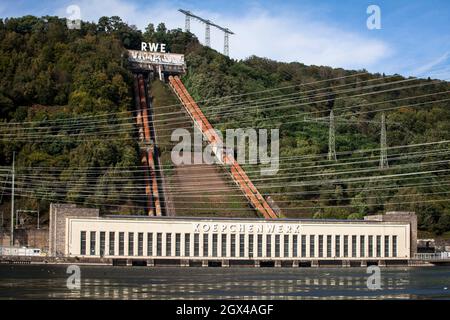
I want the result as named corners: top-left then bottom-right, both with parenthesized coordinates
top-left (0, 264), bottom-right (449, 300)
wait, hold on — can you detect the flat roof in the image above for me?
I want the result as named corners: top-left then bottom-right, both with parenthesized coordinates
top-left (94, 215), bottom-right (395, 225)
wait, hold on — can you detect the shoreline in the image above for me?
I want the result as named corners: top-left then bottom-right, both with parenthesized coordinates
top-left (0, 256), bottom-right (439, 268)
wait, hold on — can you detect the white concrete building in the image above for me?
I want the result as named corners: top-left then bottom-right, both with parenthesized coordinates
top-left (58, 212), bottom-right (416, 262)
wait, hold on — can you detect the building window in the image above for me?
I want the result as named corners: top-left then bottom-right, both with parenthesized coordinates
top-left (318, 235), bottom-right (323, 258)
top-left (248, 234), bottom-right (254, 258)
top-left (257, 234), bottom-right (263, 257)
top-left (184, 234), bottom-right (190, 257)
top-left (368, 236), bottom-right (373, 258)
top-left (203, 234), bottom-right (208, 257)
top-left (284, 235), bottom-right (289, 257)
top-left (138, 233), bottom-right (143, 256)
top-left (230, 234), bottom-right (236, 257)
top-left (335, 235), bottom-right (340, 258)
top-left (212, 234), bottom-right (218, 257)
top-left (239, 234), bottom-right (245, 257)
top-left (221, 234), bottom-right (227, 257)
top-left (293, 235), bottom-right (298, 257)
top-left (156, 233), bottom-right (162, 256)
top-left (119, 232), bottom-right (124, 256)
top-left (343, 235), bottom-right (348, 257)
top-left (166, 233), bottom-right (172, 257)
top-left (128, 233), bottom-right (134, 256)
top-left (352, 235), bottom-right (357, 258)
top-left (327, 235), bottom-right (332, 258)
top-left (301, 235), bottom-right (306, 258)
top-left (360, 235), bottom-right (365, 257)
top-left (194, 234), bottom-right (199, 257)
top-left (384, 236), bottom-right (389, 257)
top-left (266, 235), bottom-right (272, 257)
top-left (175, 233), bottom-right (181, 257)
top-left (376, 235), bottom-right (381, 258)
top-left (109, 232), bottom-right (115, 256)
top-left (275, 235), bottom-right (280, 257)
top-left (90, 231), bottom-right (96, 256)
top-left (310, 235), bottom-right (315, 257)
top-left (147, 233), bottom-right (153, 256)
top-left (392, 236), bottom-right (397, 257)
top-left (80, 231), bottom-right (86, 255)
top-left (100, 232), bottom-right (105, 257)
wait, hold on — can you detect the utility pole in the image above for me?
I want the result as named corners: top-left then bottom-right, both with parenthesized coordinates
top-left (10, 151), bottom-right (15, 246)
top-left (328, 110), bottom-right (337, 161)
top-left (380, 113), bottom-right (389, 169)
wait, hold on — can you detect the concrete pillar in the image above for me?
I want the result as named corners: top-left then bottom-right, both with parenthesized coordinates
top-left (292, 260), bottom-right (299, 268)
top-left (311, 260), bottom-right (319, 268)
top-left (378, 260), bottom-right (386, 267)
top-left (275, 261), bottom-right (282, 268)
top-left (254, 260), bottom-right (260, 268)
top-left (222, 260), bottom-right (230, 268)
top-left (360, 260), bottom-right (367, 267)
top-left (126, 259), bottom-right (132, 266)
top-left (146, 259), bottom-right (154, 267)
top-left (342, 260), bottom-right (350, 268)
top-left (202, 260), bottom-right (208, 267)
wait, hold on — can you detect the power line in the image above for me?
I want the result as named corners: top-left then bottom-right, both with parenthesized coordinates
top-left (0, 72), bottom-right (405, 127)
top-left (5, 146), bottom-right (449, 183)
top-left (7, 175), bottom-right (447, 199)
top-left (2, 94), bottom-right (449, 142)
top-left (1, 139), bottom-right (448, 172)
top-left (0, 74), bottom-right (411, 130)
top-left (380, 112), bottom-right (389, 169)
top-left (7, 161), bottom-right (450, 193)
top-left (5, 188), bottom-right (450, 211)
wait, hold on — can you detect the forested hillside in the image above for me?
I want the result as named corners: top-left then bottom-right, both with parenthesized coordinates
top-left (0, 16), bottom-right (449, 235)
top-left (0, 16), bottom-right (146, 215)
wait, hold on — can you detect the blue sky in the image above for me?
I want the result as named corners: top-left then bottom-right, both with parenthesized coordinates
top-left (1, 0), bottom-right (449, 79)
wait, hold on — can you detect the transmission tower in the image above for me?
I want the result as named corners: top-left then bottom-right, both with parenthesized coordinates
top-left (380, 112), bottom-right (389, 169)
top-left (205, 22), bottom-right (211, 47)
top-left (185, 14), bottom-right (190, 32)
top-left (328, 110), bottom-right (337, 161)
top-left (224, 32), bottom-right (230, 56)
top-left (179, 9), bottom-right (234, 56)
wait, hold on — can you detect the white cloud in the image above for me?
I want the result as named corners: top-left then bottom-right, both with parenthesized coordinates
top-left (54, 0), bottom-right (391, 70)
top-left (216, 11), bottom-right (390, 69)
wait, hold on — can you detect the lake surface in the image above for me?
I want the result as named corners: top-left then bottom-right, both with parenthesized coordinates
top-left (0, 264), bottom-right (449, 299)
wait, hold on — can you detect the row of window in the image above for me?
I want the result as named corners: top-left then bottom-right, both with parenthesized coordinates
top-left (79, 232), bottom-right (398, 258)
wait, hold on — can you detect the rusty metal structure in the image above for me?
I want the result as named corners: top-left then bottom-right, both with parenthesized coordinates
top-left (128, 44), bottom-right (277, 219)
top-left (168, 75), bottom-right (278, 219)
top-left (133, 74), bottom-right (162, 216)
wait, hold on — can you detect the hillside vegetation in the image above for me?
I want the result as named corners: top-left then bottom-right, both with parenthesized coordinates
top-left (0, 16), bottom-right (449, 235)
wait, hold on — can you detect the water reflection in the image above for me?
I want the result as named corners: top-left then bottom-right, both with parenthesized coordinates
top-left (1, 265), bottom-right (449, 300)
